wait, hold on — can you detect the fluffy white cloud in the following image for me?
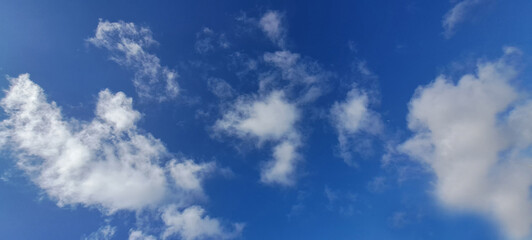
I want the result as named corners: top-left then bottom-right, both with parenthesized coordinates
top-left (260, 140), bottom-right (299, 186)
top-left (330, 88), bottom-right (382, 166)
top-left (0, 74), bottom-right (211, 213)
top-left (400, 48), bottom-right (532, 239)
top-left (442, 0), bottom-right (484, 38)
top-left (215, 91), bottom-right (301, 185)
top-left (259, 11), bottom-right (286, 48)
top-left (162, 205), bottom-right (244, 240)
top-left (215, 91), bottom-right (298, 143)
top-left (88, 20), bottom-right (179, 101)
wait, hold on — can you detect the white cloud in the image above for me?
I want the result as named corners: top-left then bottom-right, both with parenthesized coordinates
top-left (88, 20), bottom-right (179, 101)
top-left (330, 88), bottom-right (382, 166)
top-left (215, 91), bottom-right (301, 186)
top-left (84, 225), bottom-right (116, 240)
top-left (128, 230), bottom-right (157, 240)
top-left (259, 11), bottom-right (286, 48)
top-left (162, 205), bottom-right (244, 240)
top-left (167, 159), bottom-right (215, 191)
top-left (215, 91), bottom-right (299, 143)
top-left (260, 140), bottom-right (300, 186)
top-left (400, 47), bottom-right (532, 239)
top-left (442, 0), bottom-right (484, 38)
top-left (0, 74), bottom-right (212, 213)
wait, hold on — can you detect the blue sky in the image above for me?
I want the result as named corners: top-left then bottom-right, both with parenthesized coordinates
top-left (1, 0), bottom-right (532, 239)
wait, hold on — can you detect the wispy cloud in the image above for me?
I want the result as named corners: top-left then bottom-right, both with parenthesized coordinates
top-left (330, 88), bottom-right (382, 166)
top-left (442, 0), bottom-right (485, 38)
top-left (259, 11), bottom-right (286, 48)
top-left (195, 27), bottom-right (230, 54)
top-left (262, 50), bottom-right (330, 104)
top-left (88, 20), bottom-right (179, 101)
top-left (84, 225), bottom-right (116, 240)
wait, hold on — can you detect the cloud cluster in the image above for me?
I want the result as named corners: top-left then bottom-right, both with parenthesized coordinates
top-left (215, 91), bottom-right (300, 186)
top-left (400, 48), bottom-right (532, 239)
top-left (0, 74), bottom-right (241, 239)
top-left (88, 20), bottom-right (179, 101)
top-left (214, 11), bottom-right (334, 186)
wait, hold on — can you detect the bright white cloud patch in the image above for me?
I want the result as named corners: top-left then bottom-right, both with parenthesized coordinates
top-left (400, 48), bottom-right (532, 239)
top-left (88, 20), bottom-right (179, 101)
top-left (331, 88), bottom-right (382, 166)
top-left (0, 74), bottom-right (211, 213)
top-left (442, 0), bottom-right (484, 38)
top-left (215, 91), bottom-right (298, 142)
top-left (259, 11), bottom-right (286, 48)
top-left (215, 91), bottom-right (301, 185)
top-left (162, 205), bottom-right (244, 240)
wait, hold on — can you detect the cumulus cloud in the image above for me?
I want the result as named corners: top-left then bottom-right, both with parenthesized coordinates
top-left (215, 91), bottom-right (301, 185)
top-left (330, 88), bottom-right (382, 166)
top-left (162, 205), bottom-right (244, 240)
top-left (88, 20), bottom-right (179, 101)
top-left (442, 0), bottom-right (485, 38)
top-left (260, 140), bottom-right (300, 186)
top-left (400, 47), bottom-right (532, 239)
top-left (0, 74), bottom-right (211, 213)
top-left (259, 11), bottom-right (286, 48)
top-left (215, 91), bottom-right (298, 143)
